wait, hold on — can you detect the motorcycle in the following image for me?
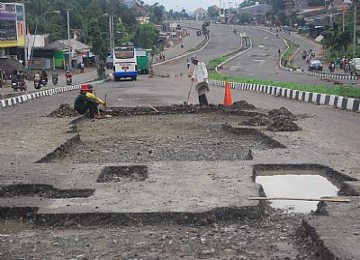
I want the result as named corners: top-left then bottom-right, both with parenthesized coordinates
top-left (34, 78), bottom-right (47, 90)
top-left (18, 79), bottom-right (27, 91)
top-left (11, 79), bottom-right (19, 91)
top-left (52, 76), bottom-right (58, 86)
top-left (66, 76), bottom-right (72, 85)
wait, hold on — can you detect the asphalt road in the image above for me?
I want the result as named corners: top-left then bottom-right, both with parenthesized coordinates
top-left (219, 25), bottom-right (360, 87)
top-left (0, 22), bottom-right (360, 259)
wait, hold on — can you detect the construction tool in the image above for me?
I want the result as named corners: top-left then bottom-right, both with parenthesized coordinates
top-left (186, 81), bottom-right (194, 104)
top-left (248, 197), bottom-right (350, 203)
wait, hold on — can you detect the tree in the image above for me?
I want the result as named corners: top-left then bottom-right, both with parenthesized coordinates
top-left (133, 23), bottom-right (159, 49)
top-left (207, 6), bottom-right (219, 21)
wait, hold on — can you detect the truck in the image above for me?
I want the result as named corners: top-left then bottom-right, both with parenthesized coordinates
top-left (135, 48), bottom-right (150, 74)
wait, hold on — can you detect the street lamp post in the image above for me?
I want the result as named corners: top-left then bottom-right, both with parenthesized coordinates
top-left (29, 10), bottom-right (60, 70)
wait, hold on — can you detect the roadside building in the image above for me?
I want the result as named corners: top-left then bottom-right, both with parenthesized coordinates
top-left (237, 3), bottom-right (271, 25)
top-left (194, 7), bottom-right (207, 21)
top-left (123, 0), bottom-right (150, 24)
top-left (0, 2), bottom-right (26, 62)
top-left (47, 39), bottom-right (92, 70)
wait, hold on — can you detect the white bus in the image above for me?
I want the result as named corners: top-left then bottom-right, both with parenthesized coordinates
top-left (113, 45), bottom-right (137, 81)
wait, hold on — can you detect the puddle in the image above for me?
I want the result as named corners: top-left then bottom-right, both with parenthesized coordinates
top-left (0, 221), bottom-right (26, 236)
top-left (256, 170), bottom-right (339, 213)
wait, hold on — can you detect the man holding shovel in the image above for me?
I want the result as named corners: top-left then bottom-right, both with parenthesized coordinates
top-left (190, 55), bottom-right (209, 108)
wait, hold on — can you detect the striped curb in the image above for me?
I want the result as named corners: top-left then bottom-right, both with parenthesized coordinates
top-left (0, 84), bottom-right (80, 109)
top-left (306, 71), bottom-right (358, 81)
top-left (210, 80), bottom-right (360, 112)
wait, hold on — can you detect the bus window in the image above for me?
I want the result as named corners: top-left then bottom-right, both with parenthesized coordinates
top-left (114, 50), bottom-right (134, 59)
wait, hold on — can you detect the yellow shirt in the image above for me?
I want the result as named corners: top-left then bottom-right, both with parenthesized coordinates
top-left (85, 92), bottom-right (105, 105)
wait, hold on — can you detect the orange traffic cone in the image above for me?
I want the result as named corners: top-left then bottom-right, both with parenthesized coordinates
top-left (223, 81), bottom-right (233, 107)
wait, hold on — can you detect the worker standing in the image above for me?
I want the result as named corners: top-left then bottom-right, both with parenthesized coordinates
top-left (191, 55), bottom-right (209, 108)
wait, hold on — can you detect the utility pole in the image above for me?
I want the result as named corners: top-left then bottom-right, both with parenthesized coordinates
top-left (22, 0), bottom-right (28, 68)
top-left (353, 4), bottom-right (357, 58)
top-left (109, 15), bottom-right (115, 53)
top-left (64, 9), bottom-right (72, 70)
top-left (109, 15), bottom-right (112, 52)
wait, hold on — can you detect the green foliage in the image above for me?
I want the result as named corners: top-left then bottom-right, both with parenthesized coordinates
top-left (282, 40), bottom-right (300, 66)
top-left (207, 56), bottom-right (229, 71)
top-left (133, 23), bottom-right (159, 49)
top-left (22, 0), bottom-right (165, 60)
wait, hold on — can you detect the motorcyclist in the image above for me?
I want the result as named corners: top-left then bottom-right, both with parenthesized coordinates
top-left (33, 71), bottom-right (40, 81)
top-left (11, 70), bottom-right (18, 89)
top-left (16, 70), bottom-right (27, 86)
top-left (65, 70), bottom-right (72, 84)
top-left (51, 69), bottom-right (59, 83)
top-left (40, 69), bottom-right (48, 84)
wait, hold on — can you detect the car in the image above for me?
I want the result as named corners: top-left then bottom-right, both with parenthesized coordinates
top-left (196, 30), bottom-right (202, 36)
top-left (308, 59), bottom-right (323, 71)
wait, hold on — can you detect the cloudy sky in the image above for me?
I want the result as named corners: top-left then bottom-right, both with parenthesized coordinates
top-left (144, 0), bottom-right (228, 12)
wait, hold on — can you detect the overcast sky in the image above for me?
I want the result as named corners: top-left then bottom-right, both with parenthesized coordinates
top-left (144, 0), bottom-right (232, 12)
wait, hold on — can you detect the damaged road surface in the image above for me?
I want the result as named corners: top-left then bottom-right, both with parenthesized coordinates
top-left (1, 23), bottom-right (360, 259)
top-left (1, 100), bottom-right (359, 259)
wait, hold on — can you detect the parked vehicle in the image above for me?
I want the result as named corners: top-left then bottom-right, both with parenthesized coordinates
top-left (135, 48), bottom-right (150, 74)
top-left (308, 59), bottom-right (323, 71)
top-left (113, 44), bottom-right (137, 81)
top-left (350, 58), bottom-right (360, 75)
top-left (196, 30), bottom-right (202, 36)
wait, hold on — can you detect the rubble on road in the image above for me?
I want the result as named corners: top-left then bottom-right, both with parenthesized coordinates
top-left (241, 106), bottom-right (301, 131)
top-left (231, 100), bottom-right (256, 110)
top-left (48, 103), bottom-right (80, 118)
top-left (267, 118), bottom-right (301, 132)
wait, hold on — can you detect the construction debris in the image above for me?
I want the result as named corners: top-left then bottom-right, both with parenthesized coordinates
top-left (48, 103), bottom-right (80, 118)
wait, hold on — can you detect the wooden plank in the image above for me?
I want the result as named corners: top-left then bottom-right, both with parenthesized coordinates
top-left (248, 197), bottom-right (350, 203)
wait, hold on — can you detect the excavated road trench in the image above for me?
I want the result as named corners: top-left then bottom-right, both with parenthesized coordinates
top-left (1, 103), bottom-right (358, 259)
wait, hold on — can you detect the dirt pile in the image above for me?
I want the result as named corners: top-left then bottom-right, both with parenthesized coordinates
top-left (241, 107), bottom-right (301, 131)
top-left (241, 115), bottom-right (272, 126)
top-left (267, 107), bottom-right (300, 132)
top-left (48, 103), bottom-right (80, 118)
top-left (231, 100), bottom-right (256, 110)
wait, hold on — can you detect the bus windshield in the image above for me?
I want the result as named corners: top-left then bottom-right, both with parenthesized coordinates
top-left (114, 49), bottom-right (134, 59)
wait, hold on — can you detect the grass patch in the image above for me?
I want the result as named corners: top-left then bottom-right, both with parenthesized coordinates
top-left (282, 40), bottom-right (300, 67)
top-left (209, 63), bottom-right (360, 99)
top-left (207, 55), bottom-right (230, 71)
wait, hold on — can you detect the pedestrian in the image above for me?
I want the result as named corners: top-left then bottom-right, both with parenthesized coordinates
top-left (186, 59), bottom-right (190, 70)
top-left (278, 49), bottom-right (281, 57)
top-left (74, 83), bottom-right (106, 119)
top-left (191, 55), bottom-right (209, 108)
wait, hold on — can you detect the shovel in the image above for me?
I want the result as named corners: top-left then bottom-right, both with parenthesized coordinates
top-left (186, 81), bottom-right (194, 104)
